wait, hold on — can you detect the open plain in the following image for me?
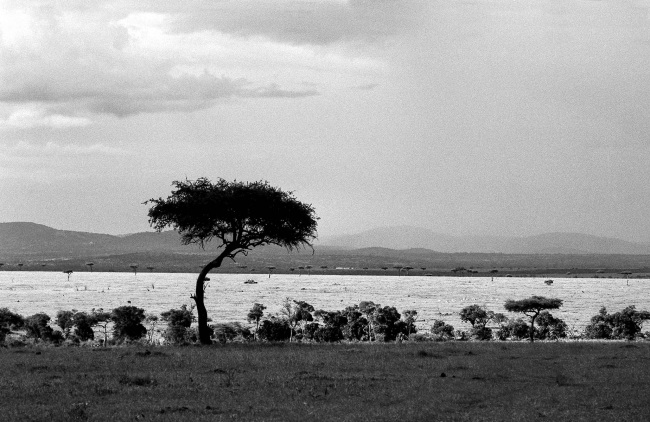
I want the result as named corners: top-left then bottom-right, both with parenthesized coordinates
top-left (1, 342), bottom-right (649, 421)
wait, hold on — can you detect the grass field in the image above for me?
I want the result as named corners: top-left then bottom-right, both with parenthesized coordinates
top-left (1, 342), bottom-right (649, 421)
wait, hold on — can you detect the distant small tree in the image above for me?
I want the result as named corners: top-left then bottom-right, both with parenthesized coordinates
top-left (146, 266), bottom-right (155, 272)
top-left (402, 266), bottom-right (414, 276)
top-left (56, 310), bottom-right (76, 338)
top-left (247, 303), bottom-right (266, 340)
top-left (306, 265), bottom-right (313, 275)
top-left (146, 178), bottom-right (318, 344)
top-left (372, 306), bottom-right (408, 341)
top-left (281, 299), bottom-right (314, 341)
top-left (403, 309), bottom-right (418, 336)
top-left (460, 304), bottom-right (494, 340)
top-left (111, 306), bottom-right (146, 342)
top-left (341, 305), bottom-right (366, 341)
top-left (145, 314), bottom-right (159, 344)
top-left (504, 296), bottom-right (563, 342)
top-left (63, 270), bottom-right (73, 281)
top-left (73, 312), bottom-right (97, 341)
top-left (359, 301), bottom-right (379, 341)
top-left (130, 264), bottom-right (138, 275)
top-left (86, 262), bottom-right (94, 272)
top-left (267, 266), bottom-right (276, 278)
top-left (91, 308), bottom-right (112, 346)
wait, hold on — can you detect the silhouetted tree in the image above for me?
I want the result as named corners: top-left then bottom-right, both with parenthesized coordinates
top-left (504, 296), bottom-right (563, 342)
top-left (86, 262), bottom-right (94, 272)
top-left (63, 270), bottom-right (73, 281)
top-left (146, 178), bottom-right (318, 344)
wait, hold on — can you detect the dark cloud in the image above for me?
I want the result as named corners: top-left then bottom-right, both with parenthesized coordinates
top-left (168, 0), bottom-right (425, 45)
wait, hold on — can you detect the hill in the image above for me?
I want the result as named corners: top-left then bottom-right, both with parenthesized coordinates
top-left (1, 222), bottom-right (650, 275)
top-left (320, 225), bottom-right (650, 254)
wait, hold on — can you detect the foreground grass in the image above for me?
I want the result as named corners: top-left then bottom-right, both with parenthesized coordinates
top-left (1, 342), bottom-right (649, 421)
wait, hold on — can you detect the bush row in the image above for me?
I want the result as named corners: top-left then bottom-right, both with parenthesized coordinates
top-left (1, 299), bottom-right (649, 346)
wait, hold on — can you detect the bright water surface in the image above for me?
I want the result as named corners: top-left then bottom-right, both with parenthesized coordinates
top-left (1, 272), bottom-right (648, 330)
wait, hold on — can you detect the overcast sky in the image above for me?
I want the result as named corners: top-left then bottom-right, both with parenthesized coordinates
top-left (1, 0), bottom-right (650, 242)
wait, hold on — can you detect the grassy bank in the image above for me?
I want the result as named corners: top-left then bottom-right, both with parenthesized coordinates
top-left (1, 342), bottom-right (649, 421)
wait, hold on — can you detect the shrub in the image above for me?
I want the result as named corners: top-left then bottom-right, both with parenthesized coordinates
top-left (161, 305), bottom-right (194, 344)
top-left (535, 311), bottom-right (567, 340)
top-left (431, 320), bottom-right (454, 341)
top-left (470, 326), bottom-right (493, 341)
top-left (313, 325), bottom-right (344, 342)
top-left (111, 306), bottom-right (146, 341)
top-left (25, 313), bottom-right (63, 342)
top-left (73, 312), bottom-right (96, 341)
top-left (302, 322), bottom-right (321, 341)
top-left (373, 306), bottom-right (409, 342)
top-left (257, 317), bottom-right (291, 341)
top-left (0, 308), bottom-right (24, 343)
top-left (212, 322), bottom-right (252, 343)
top-left (497, 318), bottom-right (529, 340)
top-left (584, 306), bottom-right (650, 340)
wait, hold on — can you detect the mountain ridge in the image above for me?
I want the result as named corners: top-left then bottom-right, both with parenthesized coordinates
top-left (320, 225), bottom-right (650, 254)
top-left (2, 222), bottom-right (650, 257)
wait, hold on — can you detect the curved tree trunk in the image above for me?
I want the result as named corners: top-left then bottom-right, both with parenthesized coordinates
top-left (193, 249), bottom-right (234, 345)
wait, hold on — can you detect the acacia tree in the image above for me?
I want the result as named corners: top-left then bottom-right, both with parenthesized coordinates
top-left (504, 296), bottom-right (563, 342)
top-left (146, 178), bottom-right (318, 344)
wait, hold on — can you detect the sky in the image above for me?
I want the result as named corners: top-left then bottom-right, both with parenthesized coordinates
top-left (1, 0), bottom-right (650, 242)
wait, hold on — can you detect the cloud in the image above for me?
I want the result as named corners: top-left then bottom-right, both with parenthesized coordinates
top-left (0, 1), bottom-right (390, 128)
top-left (0, 106), bottom-right (92, 129)
top-left (167, 0), bottom-right (425, 46)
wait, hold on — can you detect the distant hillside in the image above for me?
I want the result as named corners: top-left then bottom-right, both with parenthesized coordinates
top-left (0, 222), bottom-right (206, 257)
top-left (321, 225), bottom-right (650, 254)
top-left (2, 223), bottom-right (650, 275)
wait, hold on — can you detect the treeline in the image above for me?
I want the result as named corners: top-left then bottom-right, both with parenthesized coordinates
top-left (1, 297), bottom-right (649, 346)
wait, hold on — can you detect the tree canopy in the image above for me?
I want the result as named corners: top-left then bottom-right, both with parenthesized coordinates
top-left (146, 178), bottom-right (318, 252)
top-left (504, 296), bottom-right (563, 315)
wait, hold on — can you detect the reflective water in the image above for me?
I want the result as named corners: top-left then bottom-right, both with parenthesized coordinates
top-left (1, 272), bottom-right (648, 330)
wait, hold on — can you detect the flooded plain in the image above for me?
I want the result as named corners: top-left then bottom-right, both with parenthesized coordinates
top-left (1, 272), bottom-right (648, 331)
